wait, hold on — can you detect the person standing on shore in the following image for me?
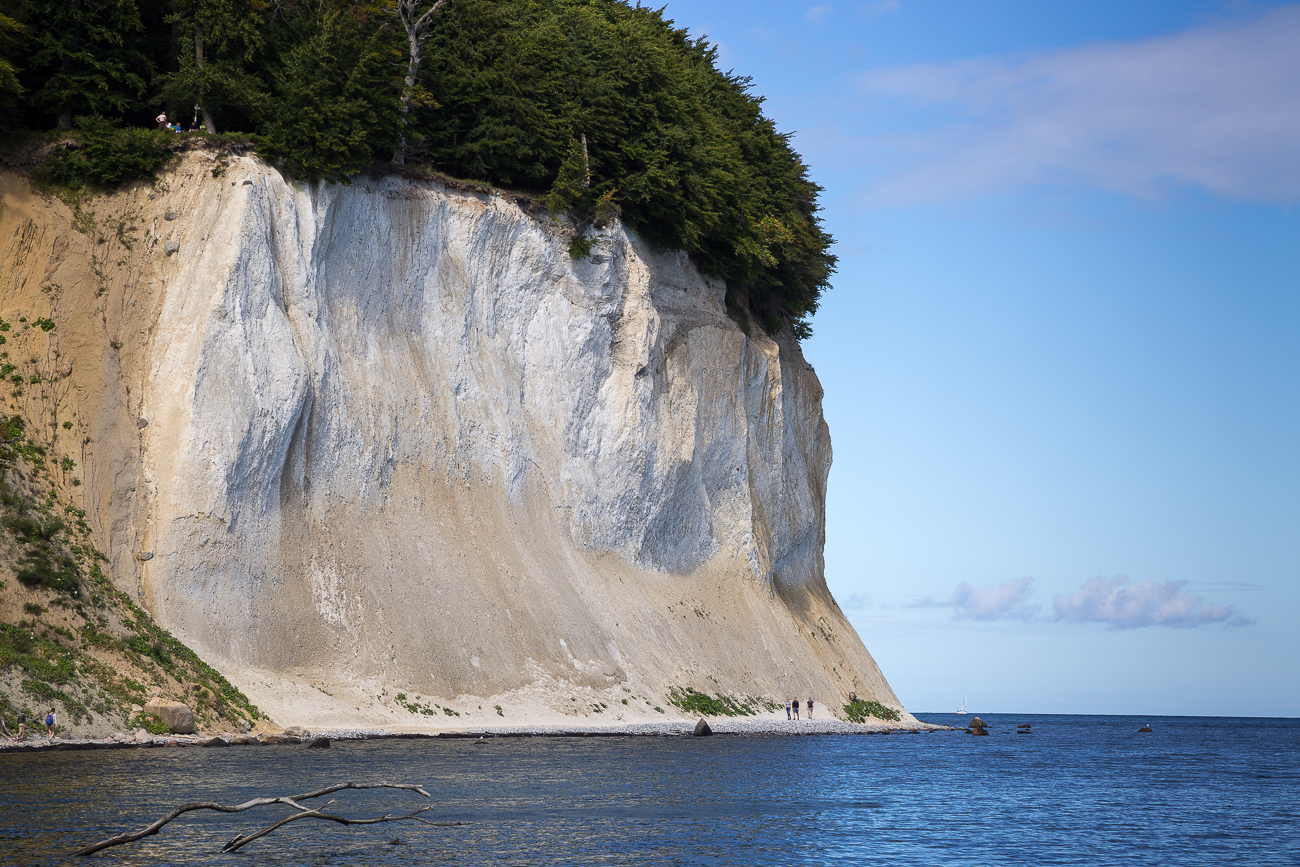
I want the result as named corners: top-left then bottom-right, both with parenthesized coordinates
top-left (155, 112), bottom-right (168, 129)
top-left (785, 699), bottom-right (792, 720)
top-left (45, 708), bottom-right (57, 740)
top-left (807, 698), bottom-right (814, 719)
top-left (792, 698), bottom-right (800, 720)
top-left (17, 709), bottom-right (27, 740)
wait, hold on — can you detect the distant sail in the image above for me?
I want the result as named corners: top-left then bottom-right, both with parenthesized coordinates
top-left (957, 691), bottom-right (967, 715)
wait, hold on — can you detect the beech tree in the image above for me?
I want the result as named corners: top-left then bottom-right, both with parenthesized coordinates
top-left (389, 0), bottom-right (447, 165)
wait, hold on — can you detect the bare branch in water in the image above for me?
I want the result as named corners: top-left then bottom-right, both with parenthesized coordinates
top-left (72, 781), bottom-right (440, 856)
top-left (222, 802), bottom-right (466, 852)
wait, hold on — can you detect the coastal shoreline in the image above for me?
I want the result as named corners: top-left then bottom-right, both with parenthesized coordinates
top-left (0, 719), bottom-right (953, 753)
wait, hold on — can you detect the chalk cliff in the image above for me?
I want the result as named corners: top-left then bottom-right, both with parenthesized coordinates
top-left (0, 153), bottom-right (906, 727)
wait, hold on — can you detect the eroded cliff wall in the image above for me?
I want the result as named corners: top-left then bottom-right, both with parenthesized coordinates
top-left (0, 154), bottom-right (905, 727)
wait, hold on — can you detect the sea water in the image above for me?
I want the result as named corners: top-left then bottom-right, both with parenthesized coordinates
top-left (0, 714), bottom-right (1296, 866)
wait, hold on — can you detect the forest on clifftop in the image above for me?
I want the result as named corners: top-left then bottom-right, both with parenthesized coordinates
top-left (0, 0), bottom-right (835, 337)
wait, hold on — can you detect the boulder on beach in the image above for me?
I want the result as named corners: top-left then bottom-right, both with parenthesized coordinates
top-left (283, 725), bottom-right (311, 739)
top-left (201, 736), bottom-right (229, 747)
top-left (258, 733), bottom-right (287, 745)
top-left (134, 729), bottom-right (154, 744)
top-left (693, 719), bottom-right (713, 737)
top-left (142, 699), bottom-right (196, 734)
top-left (306, 736), bottom-right (331, 749)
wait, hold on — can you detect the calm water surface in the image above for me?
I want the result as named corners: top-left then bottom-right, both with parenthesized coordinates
top-left (0, 714), bottom-right (1296, 866)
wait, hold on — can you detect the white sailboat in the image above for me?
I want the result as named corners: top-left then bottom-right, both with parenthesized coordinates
top-left (956, 691), bottom-right (967, 715)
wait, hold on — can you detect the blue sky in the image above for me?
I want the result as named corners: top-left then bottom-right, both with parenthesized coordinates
top-left (662, 0), bottom-right (1299, 716)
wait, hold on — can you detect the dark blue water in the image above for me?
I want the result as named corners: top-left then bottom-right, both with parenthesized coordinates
top-left (1, 714), bottom-right (1296, 866)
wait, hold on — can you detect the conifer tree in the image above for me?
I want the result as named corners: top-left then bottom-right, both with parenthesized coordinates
top-left (0, 13), bottom-right (22, 101)
top-left (25, 0), bottom-right (148, 128)
top-left (161, 0), bottom-right (264, 132)
top-left (258, 0), bottom-right (400, 179)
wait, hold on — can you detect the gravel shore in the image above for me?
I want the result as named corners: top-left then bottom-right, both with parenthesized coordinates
top-left (0, 718), bottom-right (952, 752)
top-left (320, 718), bottom-right (950, 739)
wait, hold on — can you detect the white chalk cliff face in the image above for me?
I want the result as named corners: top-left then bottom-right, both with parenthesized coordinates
top-left (0, 155), bottom-right (905, 726)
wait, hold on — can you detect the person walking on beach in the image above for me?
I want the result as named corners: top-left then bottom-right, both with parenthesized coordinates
top-left (792, 698), bottom-right (800, 720)
top-left (785, 699), bottom-right (792, 720)
top-left (45, 708), bottom-right (57, 740)
top-left (17, 709), bottom-right (27, 740)
top-left (807, 698), bottom-right (814, 719)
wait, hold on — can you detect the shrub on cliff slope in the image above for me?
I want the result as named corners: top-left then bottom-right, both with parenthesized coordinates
top-left (0, 393), bottom-right (263, 735)
top-left (843, 698), bottom-right (900, 723)
top-left (37, 117), bottom-right (173, 189)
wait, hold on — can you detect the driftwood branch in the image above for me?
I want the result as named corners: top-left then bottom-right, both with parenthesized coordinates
top-left (72, 781), bottom-right (436, 856)
top-left (222, 801), bottom-right (464, 852)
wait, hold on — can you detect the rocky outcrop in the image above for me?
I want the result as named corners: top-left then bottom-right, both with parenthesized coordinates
top-left (142, 699), bottom-right (196, 734)
top-left (0, 154), bottom-right (908, 728)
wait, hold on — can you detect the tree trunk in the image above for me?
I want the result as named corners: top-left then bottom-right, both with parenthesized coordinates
top-left (196, 31), bottom-right (216, 134)
top-left (57, 0), bottom-right (83, 130)
top-left (392, 33), bottom-right (421, 165)
top-left (580, 132), bottom-right (590, 188)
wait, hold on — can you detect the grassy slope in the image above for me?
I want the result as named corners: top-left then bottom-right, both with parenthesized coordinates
top-left (0, 314), bottom-right (264, 739)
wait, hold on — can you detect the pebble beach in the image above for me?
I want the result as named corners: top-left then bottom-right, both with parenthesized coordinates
top-left (0, 716), bottom-right (951, 752)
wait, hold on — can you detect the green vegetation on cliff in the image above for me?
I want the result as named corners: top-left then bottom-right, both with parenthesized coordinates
top-left (0, 321), bottom-right (262, 736)
top-left (0, 0), bottom-right (834, 337)
top-left (843, 698), bottom-right (900, 723)
top-left (667, 685), bottom-right (779, 717)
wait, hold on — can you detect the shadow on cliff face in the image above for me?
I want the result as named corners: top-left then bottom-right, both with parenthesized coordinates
top-left (772, 570), bottom-right (836, 621)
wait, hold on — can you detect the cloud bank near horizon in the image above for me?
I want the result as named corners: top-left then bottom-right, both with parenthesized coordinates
top-left (854, 5), bottom-right (1300, 204)
top-left (913, 575), bottom-right (1252, 628)
top-left (910, 576), bottom-right (1038, 621)
top-left (1053, 575), bottom-right (1255, 629)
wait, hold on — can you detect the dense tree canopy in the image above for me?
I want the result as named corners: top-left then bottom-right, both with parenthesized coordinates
top-left (0, 0), bottom-right (835, 337)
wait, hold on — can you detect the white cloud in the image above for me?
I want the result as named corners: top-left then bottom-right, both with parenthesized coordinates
top-left (806, 4), bottom-right (834, 25)
top-left (1052, 575), bottom-right (1254, 628)
top-left (912, 576), bottom-right (1038, 621)
top-left (855, 5), bottom-right (1300, 203)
